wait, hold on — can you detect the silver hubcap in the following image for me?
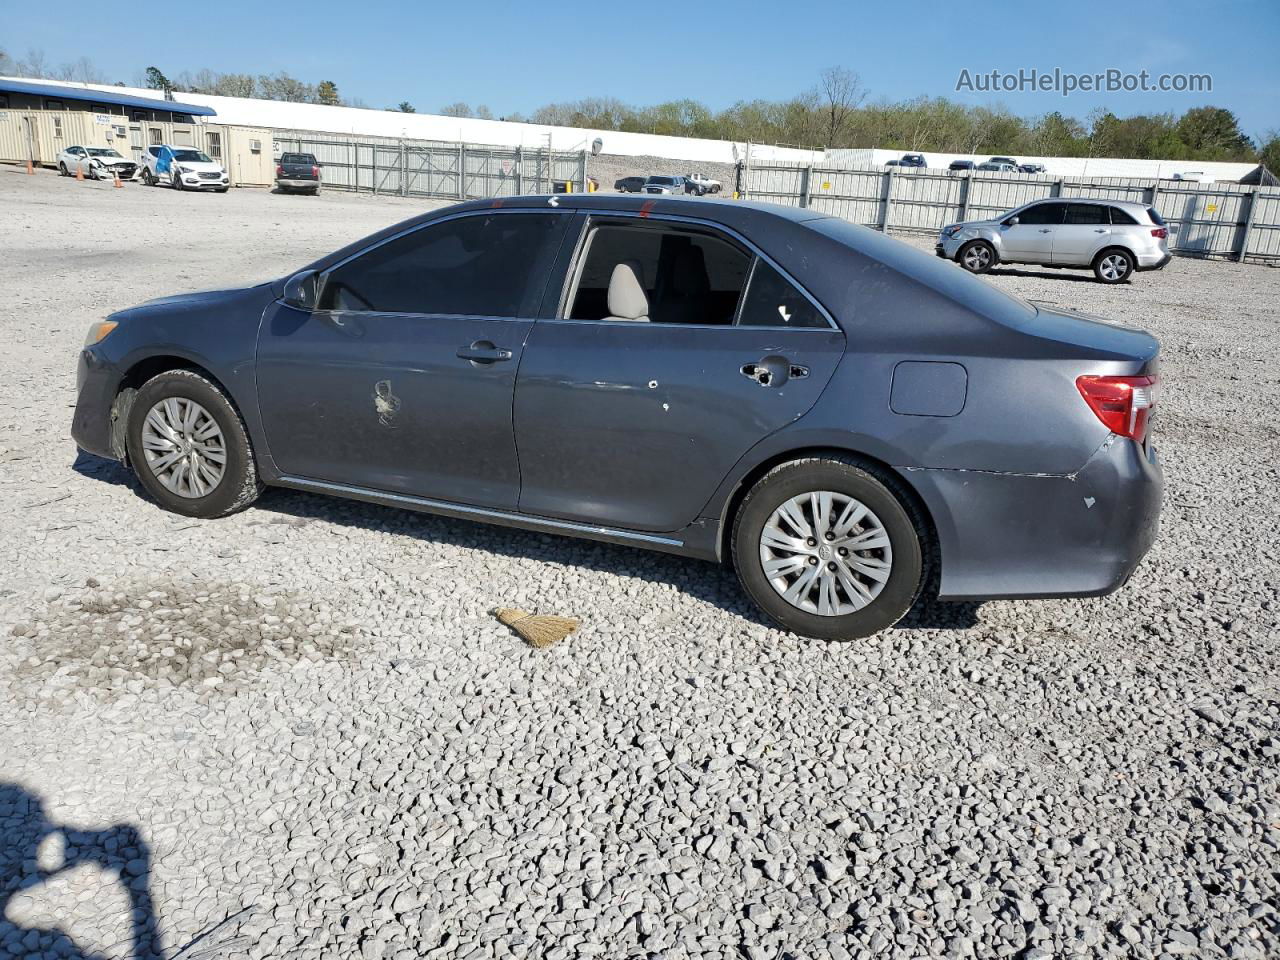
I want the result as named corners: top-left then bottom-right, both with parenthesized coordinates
top-left (963, 245), bottom-right (991, 269)
top-left (141, 397), bottom-right (226, 499)
top-left (1100, 254), bottom-right (1129, 280)
top-left (759, 491), bottom-right (894, 617)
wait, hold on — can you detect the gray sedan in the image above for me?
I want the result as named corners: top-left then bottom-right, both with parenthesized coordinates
top-left (72, 194), bottom-right (1162, 640)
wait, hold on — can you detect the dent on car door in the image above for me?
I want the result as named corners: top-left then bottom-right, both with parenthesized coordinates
top-left (255, 211), bottom-right (571, 509)
top-left (513, 216), bottom-right (846, 534)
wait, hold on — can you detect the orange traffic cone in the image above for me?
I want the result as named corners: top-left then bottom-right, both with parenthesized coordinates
top-left (75, 165), bottom-right (84, 182)
top-left (25, 159), bottom-right (34, 175)
top-left (113, 171), bottom-right (122, 189)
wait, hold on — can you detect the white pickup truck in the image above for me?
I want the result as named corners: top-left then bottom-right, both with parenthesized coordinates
top-left (685, 172), bottom-right (723, 196)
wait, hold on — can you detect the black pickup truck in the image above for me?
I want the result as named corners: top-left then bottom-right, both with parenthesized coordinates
top-left (275, 152), bottom-right (322, 195)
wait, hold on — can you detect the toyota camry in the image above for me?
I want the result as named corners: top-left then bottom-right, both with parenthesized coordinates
top-left (72, 194), bottom-right (1162, 639)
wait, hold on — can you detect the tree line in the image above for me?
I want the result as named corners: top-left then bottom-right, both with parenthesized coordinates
top-left (4, 50), bottom-right (1276, 170)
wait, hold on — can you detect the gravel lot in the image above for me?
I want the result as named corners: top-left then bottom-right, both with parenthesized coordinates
top-left (1, 166), bottom-right (1278, 960)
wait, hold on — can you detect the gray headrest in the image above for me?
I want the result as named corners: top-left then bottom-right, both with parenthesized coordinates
top-left (606, 261), bottom-right (649, 321)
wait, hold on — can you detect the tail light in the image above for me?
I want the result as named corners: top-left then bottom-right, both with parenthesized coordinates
top-left (311, 165), bottom-right (320, 177)
top-left (1076, 375), bottom-right (1158, 444)
top-left (276, 164), bottom-right (285, 177)
top-left (1151, 227), bottom-right (1167, 239)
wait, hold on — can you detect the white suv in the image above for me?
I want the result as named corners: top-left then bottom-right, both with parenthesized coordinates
top-left (139, 145), bottom-right (229, 193)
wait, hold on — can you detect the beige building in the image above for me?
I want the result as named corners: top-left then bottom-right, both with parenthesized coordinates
top-left (0, 77), bottom-right (276, 185)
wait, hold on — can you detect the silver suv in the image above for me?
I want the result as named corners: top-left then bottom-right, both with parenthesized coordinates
top-left (936, 198), bottom-right (1172, 283)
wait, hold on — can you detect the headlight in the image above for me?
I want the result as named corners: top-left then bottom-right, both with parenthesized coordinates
top-left (84, 320), bottom-right (118, 346)
top-left (177, 165), bottom-right (190, 174)
top-left (941, 225), bottom-right (962, 238)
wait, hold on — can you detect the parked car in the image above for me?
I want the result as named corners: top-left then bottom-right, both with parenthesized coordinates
top-left (1018, 163), bottom-right (1047, 174)
top-left (641, 175), bottom-right (691, 195)
top-left (56, 146), bottom-right (137, 181)
top-left (936, 198), bottom-right (1171, 283)
top-left (276, 152), bottom-right (322, 195)
top-left (614, 176), bottom-right (646, 193)
top-left (1171, 171), bottom-right (1211, 182)
top-left (988, 156), bottom-right (1019, 167)
top-left (685, 172), bottom-right (723, 195)
top-left (72, 194), bottom-right (1162, 640)
top-left (948, 160), bottom-right (976, 172)
top-left (139, 145), bottom-right (229, 192)
top-left (975, 161), bottom-right (1017, 172)
top-left (887, 154), bottom-right (927, 168)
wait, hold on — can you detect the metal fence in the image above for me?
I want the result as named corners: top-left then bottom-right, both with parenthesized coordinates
top-left (743, 163), bottom-right (1280, 261)
top-left (273, 130), bottom-right (587, 200)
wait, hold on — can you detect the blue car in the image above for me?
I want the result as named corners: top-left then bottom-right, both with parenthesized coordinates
top-left (72, 194), bottom-right (1162, 639)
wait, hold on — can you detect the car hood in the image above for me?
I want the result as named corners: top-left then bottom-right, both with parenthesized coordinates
top-left (90, 157), bottom-right (132, 165)
top-left (127, 287), bottom-right (252, 312)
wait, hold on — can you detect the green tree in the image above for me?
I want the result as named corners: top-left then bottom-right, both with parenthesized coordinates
top-left (144, 66), bottom-right (172, 93)
top-left (395, 101), bottom-right (416, 113)
top-left (1257, 131), bottom-right (1280, 178)
top-left (316, 80), bottom-right (340, 106)
top-left (1176, 106), bottom-right (1252, 160)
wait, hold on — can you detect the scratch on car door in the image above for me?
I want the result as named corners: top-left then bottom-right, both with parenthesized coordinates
top-left (373, 379), bottom-right (401, 427)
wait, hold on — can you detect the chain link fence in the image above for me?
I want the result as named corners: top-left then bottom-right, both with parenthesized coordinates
top-left (743, 163), bottom-right (1280, 262)
top-left (273, 130), bottom-right (586, 200)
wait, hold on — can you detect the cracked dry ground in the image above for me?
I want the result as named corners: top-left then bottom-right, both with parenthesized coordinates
top-left (1, 168), bottom-right (1278, 959)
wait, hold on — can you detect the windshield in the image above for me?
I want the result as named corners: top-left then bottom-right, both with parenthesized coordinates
top-left (86, 148), bottom-right (122, 158)
top-left (173, 150), bottom-right (213, 163)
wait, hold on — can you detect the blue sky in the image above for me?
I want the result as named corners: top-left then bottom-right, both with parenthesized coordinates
top-left (6, 0), bottom-right (1278, 137)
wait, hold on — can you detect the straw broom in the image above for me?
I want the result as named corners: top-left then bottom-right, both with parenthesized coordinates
top-left (495, 608), bottom-right (580, 648)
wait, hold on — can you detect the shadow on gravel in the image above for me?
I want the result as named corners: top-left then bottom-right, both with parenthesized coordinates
top-left (0, 783), bottom-right (165, 959)
top-left (986, 267), bottom-right (1097, 283)
top-left (72, 451), bottom-right (980, 632)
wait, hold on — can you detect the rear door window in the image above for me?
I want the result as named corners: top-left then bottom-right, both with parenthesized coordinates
top-left (1064, 204), bottom-right (1110, 225)
top-left (320, 213), bottom-right (566, 317)
top-left (567, 222), bottom-right (750, 325)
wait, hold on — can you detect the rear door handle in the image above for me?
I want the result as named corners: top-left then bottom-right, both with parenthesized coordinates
top-left (456, 340), bottom-right (512, 364)
top-left (1093, 228), bottom-right (1109, 233)
top-left (740, 358), bottom-right (808, 387)
top-left (1038, 228), bottom-right (1052, 233)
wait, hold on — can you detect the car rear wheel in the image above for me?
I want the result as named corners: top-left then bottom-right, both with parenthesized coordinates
top-left (1093, 248), bottom-right (1135, 284)
top-left (125, 370), bottom-right (263, 519)
top-left (732, 457), bottom-right (925, 640)
top-left (958, 240), bottom-right (995, 274)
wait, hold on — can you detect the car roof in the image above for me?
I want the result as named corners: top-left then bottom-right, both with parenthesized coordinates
top-left (1026, 197), bottom-right (1149, 211)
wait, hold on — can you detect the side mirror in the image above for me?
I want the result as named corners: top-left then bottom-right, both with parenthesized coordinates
top-left (1005, 216), bottom-right (1020, 227)
top-left (283, 270), bottom-right (322, 310)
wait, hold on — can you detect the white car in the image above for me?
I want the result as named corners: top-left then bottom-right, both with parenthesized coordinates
top-left (56, 146), bottom-right (138, 181)
top-left (139, 145), bottom-right (230, 192)
top-left (685, 172), bottom-right (723, 195)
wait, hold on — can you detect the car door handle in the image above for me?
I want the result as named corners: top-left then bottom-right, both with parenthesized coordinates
top-left (456, 340), bottom-right (512, 364)
top-left (1093, 228), bottom-right (1109, 233)
top-left (741, 358), bottom-right (808, 387)
top-left (1038, 228), bottom-right (1052, 233)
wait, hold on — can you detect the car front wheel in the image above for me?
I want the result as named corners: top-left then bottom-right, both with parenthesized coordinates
top-left (1093, 248), bottom-right (1135, 284)
top-left (958, 240), bottom-right (995, 274)
top-left (125, 370), bottom-right (263, 519)
top-left (732, 457), bottom-right (925, 640)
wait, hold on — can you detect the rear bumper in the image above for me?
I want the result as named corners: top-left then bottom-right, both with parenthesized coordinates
top-left (907, 435), bottom-right (1163, 600)
top-left (1137, 250), bottom-right (1172, 271)
top-left (276, 178), bottom-right (319, 190)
